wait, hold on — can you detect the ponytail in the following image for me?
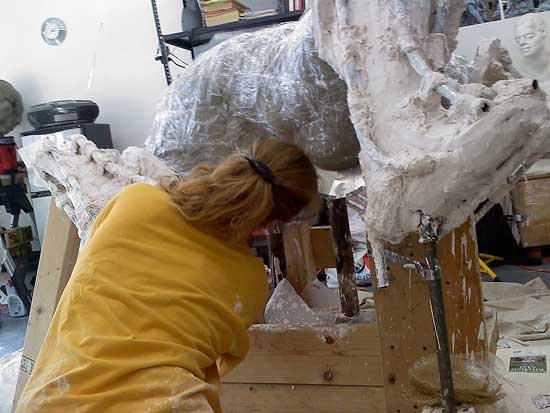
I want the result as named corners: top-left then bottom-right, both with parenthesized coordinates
top-left (161, 139), bottom-right (318, 244)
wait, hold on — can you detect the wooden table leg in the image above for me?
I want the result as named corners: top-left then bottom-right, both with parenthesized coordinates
top-left (328, 198), bottom-right (360, 318)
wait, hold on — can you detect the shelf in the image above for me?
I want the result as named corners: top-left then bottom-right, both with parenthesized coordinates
top-left (164, 10), bottom-right (304, 51)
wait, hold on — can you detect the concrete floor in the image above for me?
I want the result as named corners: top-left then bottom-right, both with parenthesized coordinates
top-left (0, 313), bottom-right (28, 358)
top-left (481, 260), bottom-right (550, 286)
top-left (0, 261), bottom-right (549, 360)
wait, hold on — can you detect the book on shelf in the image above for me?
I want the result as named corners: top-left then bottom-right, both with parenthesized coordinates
top-left (287, 0), bottom-right (307, 11)
top-left (199, 0), bottom-right (249, 27)
top-left (204, 8), bottom-right (240, 26)
top-left (241, 9), bottom-right (278, 19)
top-left (200, 0), bottom-right (248, 13)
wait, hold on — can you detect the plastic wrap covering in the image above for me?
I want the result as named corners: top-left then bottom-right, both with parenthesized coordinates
top-left (0, 350), bottom-right (22, 413)
top-left (18, 135), bottom-right (173, 239)
top-left (408, 352), bottom-right (505, 407)
top-left (146, 11), bottom-right (360, 174)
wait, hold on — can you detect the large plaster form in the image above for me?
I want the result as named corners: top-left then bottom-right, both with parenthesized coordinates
top-left (311, 1), bottom-right (550, 285)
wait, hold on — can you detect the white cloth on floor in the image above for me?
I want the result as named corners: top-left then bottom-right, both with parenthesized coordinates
top-left (483, 278), bottom-right (550, 340)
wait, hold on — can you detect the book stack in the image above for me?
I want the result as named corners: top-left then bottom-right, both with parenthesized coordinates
top-left (240, 9), bottom-right (278, 20)
top-left (288, 0), bottom-right (307, 10)
top-left (200, 0), bottom-right (248, 27)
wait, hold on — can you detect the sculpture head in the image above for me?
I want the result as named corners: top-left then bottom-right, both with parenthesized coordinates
top-left (514, 13), bottom-right (548, 58)
top-left (0, 80), bottom-right (23, 136)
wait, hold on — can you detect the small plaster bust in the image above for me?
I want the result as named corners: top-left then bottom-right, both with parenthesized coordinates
top-left (0, 80), bottom-right (23, 136)
top-left (514, 13), bottom-right (550, 80)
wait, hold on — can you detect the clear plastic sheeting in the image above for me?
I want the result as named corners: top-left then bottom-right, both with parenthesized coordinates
top-left (0, 350), bottom-right (22, 413)
top-left (146, 11), bottom-right (360, 175)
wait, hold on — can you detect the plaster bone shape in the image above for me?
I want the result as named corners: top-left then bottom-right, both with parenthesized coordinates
top-left (311, 0), bottom-right (550, 285)
top-left (18, 135), bottom-right (173, 239)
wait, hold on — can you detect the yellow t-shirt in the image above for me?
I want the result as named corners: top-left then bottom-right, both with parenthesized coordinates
top-left (17, 183), bottom-right (268, 413)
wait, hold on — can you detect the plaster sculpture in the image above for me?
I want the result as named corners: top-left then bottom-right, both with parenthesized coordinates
top-left (18, 135), bottom-right (173, 238)
top-left (0, 80), bottom-right (23, 136)
top-left (20, 4), bottom-right (550, 287)
top-left (312, 0), bottom-right (550, 285)
top-left (513, 13), bottom-right (550, 80)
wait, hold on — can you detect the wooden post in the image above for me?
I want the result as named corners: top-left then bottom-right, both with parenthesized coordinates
top-left (328, 198), bottom-right (360, 318)
top-left (372, 218), bottom-right (484, 413)
top-left (281, 221), bottom-right (317, 294)
top-left (12, 201), bottom-right (80, 411)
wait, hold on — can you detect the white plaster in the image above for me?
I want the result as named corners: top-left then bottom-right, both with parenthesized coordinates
top-left (18, 135), bottom-right (173, 238)
top-left (312, 1), bottom-right (550, 288)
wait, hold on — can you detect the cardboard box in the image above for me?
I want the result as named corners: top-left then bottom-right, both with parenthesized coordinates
top-left (514, 174), bottom-right (550, 248)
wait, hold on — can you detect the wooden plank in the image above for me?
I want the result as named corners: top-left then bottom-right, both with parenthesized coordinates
top-left (220, 383), bottom-right (386, 413)
top-left (328, 199), bottom-right (360, 317)
top-left (485, 309), bottom-right (499, 355)
top-left (222, 323), bottom-right (384, 386)
top-left (514, 175), bottom-right (550, 247)
top-left (12, 201), bottom-right (80, 410)
top-left (438, 218), bottom-right (485, 355)
top-left (371, 218), bottom-right (485, 413)
top-left (282, 221), bottom-right (317, 294)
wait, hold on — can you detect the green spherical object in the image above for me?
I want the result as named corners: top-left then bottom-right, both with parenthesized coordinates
top-left (0, 80), bottom-right (24, 136)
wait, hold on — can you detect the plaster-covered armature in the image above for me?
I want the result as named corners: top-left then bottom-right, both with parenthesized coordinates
top-left (312, 0), bottom-right (550, 284)
top-left (19, 135), bottom-right (173, 238)
top-left (19, 3), bottom-right (550, 284)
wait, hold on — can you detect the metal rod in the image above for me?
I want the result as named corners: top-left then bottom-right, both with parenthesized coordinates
top-left (419, 215), bottom-right (457, 413)
top-left (328, 198), bottom-right (360, 318)
top-left (406, 50), bottom-right (457, 105)
top-left (150, 0), bottom-right (173, 85)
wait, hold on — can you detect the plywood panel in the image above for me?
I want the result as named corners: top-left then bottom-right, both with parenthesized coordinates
top-left (282, 221), bottom-right (317, 294)
top-left (371, 218), bottom-right (485, 413)
top-left (223, 324), bottom-right (383, 386)
top-left (310, 226), bottom-right (337, 269)
top-left (221, 383), bottom-right (386, 413)
top-left (438, 220), bottom-right (485, 355)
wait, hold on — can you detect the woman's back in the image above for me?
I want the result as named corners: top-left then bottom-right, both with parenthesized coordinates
top-left (16, 183), bottom-right (267, 413)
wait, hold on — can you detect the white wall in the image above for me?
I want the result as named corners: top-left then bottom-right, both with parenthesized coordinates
top-left (456, 11), bottom-right (550, 72)
top-left (0, 0), bottom-right (191, 150)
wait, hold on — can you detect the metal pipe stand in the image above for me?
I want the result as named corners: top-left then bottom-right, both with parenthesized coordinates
top-left (418, 214), bottom-right (457, 413)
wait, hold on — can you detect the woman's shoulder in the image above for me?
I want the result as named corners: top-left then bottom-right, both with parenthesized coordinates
top-left (113, 183), bottom-right (170, 207)
top-left (104, 183), bottom-right (175, 221)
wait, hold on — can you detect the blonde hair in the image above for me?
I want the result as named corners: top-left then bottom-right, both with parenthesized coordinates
top-left (162, 139), bottom-right (318, 244)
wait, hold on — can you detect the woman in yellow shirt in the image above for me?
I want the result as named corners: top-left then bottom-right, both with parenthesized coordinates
top-left (16, 139), bottom-right (318, 412)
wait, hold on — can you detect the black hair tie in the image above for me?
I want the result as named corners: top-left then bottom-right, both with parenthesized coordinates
top-left (245, 156), bottom-right (281, 188)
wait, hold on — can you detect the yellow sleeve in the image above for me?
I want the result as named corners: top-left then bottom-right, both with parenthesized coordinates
top-left (217, 354), bottom-right (244, 377)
